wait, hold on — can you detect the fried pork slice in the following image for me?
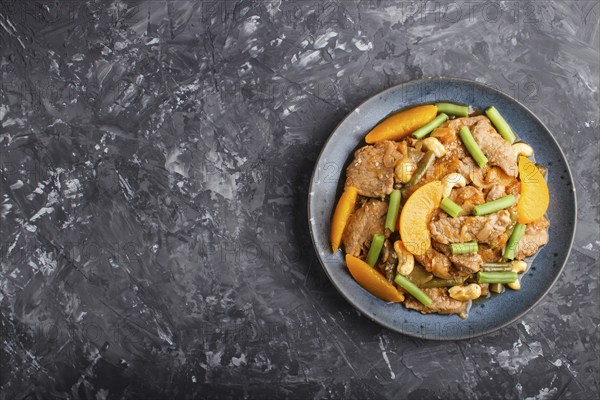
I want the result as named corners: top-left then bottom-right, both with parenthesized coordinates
top-left (345, 141), bottom-right (401, 198)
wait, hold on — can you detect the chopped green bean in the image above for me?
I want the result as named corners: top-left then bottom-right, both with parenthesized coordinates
top-left (450, 242), bottom-right (478, 254)
top-left (395, 274), bottom-right (433, 307)
top-left (436, 103), bottom-right (469, 117)
top-left (405, 151), bottom-right (435, 188)
top-left (440, 197), bottom-right (463, 218)
top-left (477, 271), bottom-right (518, 284)
top-left (385, 190), bottom-right (401, 232)
top-left (481, 262), bottom-right (513, 272)
top-left (412, 113), bottom-right (449, 139)
top-left (472, 195), bottom-right (516, 216)
top-left (503, 223), bottom-right (526, 260)
top-left (420, 276), bottom-right (467, 288)
top-left (366, 233), bottom-right (385, 267)
top-left (459, 126), bottom-right (488, 168)
top-left (485, 106), bottom-right (517, 143)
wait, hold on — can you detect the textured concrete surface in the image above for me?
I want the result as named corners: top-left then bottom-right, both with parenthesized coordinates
top-left (1, 1), bottom-right (598, 399)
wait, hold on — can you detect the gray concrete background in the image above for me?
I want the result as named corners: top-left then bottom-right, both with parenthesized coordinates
top-left (1, 1), bottom-right (598, 399)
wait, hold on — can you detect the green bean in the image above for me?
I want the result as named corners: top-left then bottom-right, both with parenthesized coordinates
top-left (412, 113), bottom-right (449, 139)
top-left (395, 274), bottom-right (433, 307)
top-left (489, 283), bottom-right (505, 293)
top-left (405, 151), bottom-right (435, 188)
top-left (485, 106), bottom-right (516, 143)
top-left (366, 233), bottom-right (385, 267)
top-left (440, 197), bottom-right (463, 218)
top-left (420, 277), bottom-right (467, 288)
top-left (477, 271), bottom-right (518, 284)
top-left (481, 262), bottom-right (513, 272)
top-left (385, 190), bottom-right (401, 232)
top-left (436, 103), bottom-right (469, 117)
top-left (472, 195), bottom-right (516, 216)
top-left (503, 223), bottom-right (526, 260)
top-left (459, 126), bottom-right (488, 168)
top-left (450, 242), bottom-right (478, 254)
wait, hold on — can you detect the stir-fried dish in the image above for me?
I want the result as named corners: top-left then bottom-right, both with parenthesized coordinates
top-left (330, 103), bottom-right (550, 318)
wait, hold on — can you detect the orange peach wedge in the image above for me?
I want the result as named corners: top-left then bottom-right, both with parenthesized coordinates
top-left (346, 254), bottom-right (404, 302)
top-left (517, 156), bottom-right (549, 224)
top-left (330, 186), bottom-right (358, 253)
top-left (365, 105), bottom-right (438, 143)
top-left (399, 180), bottom-right (443, 255)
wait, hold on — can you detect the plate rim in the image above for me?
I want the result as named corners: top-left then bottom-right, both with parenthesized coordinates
top-left (307, 76), bottom-right (577, 340)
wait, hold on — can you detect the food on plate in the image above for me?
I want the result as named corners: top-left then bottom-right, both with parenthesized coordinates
top-left (331, 103), bottom-right (550, 318)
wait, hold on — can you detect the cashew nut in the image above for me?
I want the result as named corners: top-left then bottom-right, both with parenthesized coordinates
top-left (511, 260), bottom-right (527, 274)
top-left (395, 158), bottom-right (417, 184)
top-left (441, 172), bottom-right (467, 198)
top-left (449, 283), bottom-right (482, 301)
top-left (512, 142), bottom-right (533, 160)
top-left (394, 241), bottom-right (414, 276)
top-left (421, 137), bottom-right (446, 158)
top-left (507, 279), bottom-right (521, 291)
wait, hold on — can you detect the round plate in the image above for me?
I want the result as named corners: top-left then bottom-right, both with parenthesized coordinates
top-left (308, 77), bottom-right (576, 340)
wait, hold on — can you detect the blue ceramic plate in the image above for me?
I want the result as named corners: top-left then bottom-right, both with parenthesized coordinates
top-left (308, 77), bottom-right (576, 340)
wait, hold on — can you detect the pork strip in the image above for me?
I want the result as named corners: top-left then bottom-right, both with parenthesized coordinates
top-left (450, 253), bottom-right (483, 275)
top-left (403, 287), bottom-right (468, 315)
top-left (342, 199), bottom-right (388, 257)
top-left (515, 217), bottom-right (549, 259)
top-left (414, 248), bottom-right (453, 279)
top-left (429, 210), bottom-right (512, 245)
top-left (471, 118), bottom-right (517, 177)
top-left (345, 141), bottom-right (401, 198)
